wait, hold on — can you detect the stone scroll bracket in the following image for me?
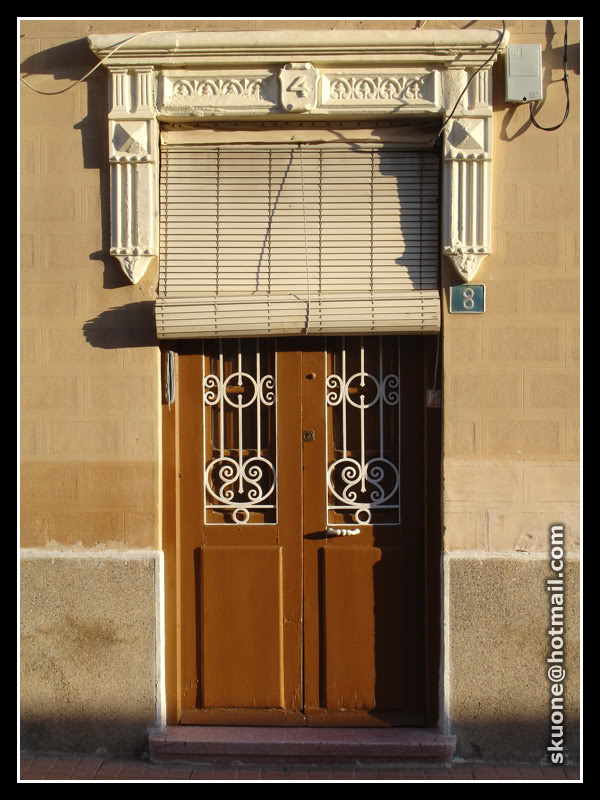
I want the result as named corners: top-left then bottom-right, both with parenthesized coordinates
top-left (442, 67), bottom-right (493, 282)
top-left (108, 67), bottom-right (159, 284)
top-left (89, 30), bottom-right (508, 285)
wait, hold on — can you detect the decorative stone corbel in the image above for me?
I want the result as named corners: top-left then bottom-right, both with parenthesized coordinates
top-left (442, 68), bottom-right (493, 282)
top-left (108, 67), bottom-right (158, 284)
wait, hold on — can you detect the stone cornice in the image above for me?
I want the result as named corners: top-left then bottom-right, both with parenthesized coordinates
top-left (89, 29), bottom-right (506, 68)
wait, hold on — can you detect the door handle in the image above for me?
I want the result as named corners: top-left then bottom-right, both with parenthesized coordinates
top-left (326, 527), bottom-right (360, 536)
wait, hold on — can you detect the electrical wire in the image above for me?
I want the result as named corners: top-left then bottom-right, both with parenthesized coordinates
top-left (529, 21), bottom-right (570, 132)
top-left (19, 29), bottom-right (195, 96)
top-left (432, 332), bottom-right (441, 392)
top-left (437, 20), bottom-right (507, 139)
top-left (299, 144), bottom-right (312, 335)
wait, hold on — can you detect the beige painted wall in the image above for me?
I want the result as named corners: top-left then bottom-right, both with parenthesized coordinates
top-left (20, 21), bottom-right (163, 549)
top-left (20, 19), bottom-right (580, 554)
top-left (442, 20), bottom-right (580, 556)
top-left (20, 19), bottom-right (580, 758)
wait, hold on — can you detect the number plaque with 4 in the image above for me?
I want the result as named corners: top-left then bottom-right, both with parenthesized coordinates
top-left (279, 62), bottom-right (320, 112)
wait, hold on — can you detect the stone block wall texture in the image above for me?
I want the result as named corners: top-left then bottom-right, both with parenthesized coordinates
top-left (20, 20), bottom-right (160, 551)
top-left (20, 19), bottom-right (580, 758)
top-left (442, 19), bottom-right (580, 557)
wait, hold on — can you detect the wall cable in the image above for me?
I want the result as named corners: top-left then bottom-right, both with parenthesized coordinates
top-left (437, 20), bottom-right (507, 139)
top-left (529, 21), bottom-right (570, 132)
top-left (299, 144), bottom-right (312, 335)
top-left (432, 332), bottom-right (441, 393)
top-left (20, 29), bottom-right (197, 96)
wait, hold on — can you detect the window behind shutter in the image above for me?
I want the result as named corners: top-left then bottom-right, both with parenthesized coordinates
top-left (156, 130), bottom-right (440, 338)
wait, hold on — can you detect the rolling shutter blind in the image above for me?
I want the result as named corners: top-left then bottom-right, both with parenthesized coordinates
top-left (156, 140), bottom-right (440, 338)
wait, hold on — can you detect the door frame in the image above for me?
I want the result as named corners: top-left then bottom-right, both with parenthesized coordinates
top-left (161, 335), bottom-right (442, 727)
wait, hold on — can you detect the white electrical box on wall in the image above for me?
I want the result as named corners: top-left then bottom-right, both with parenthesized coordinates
top-left (505, 44), bottom-right (543, 103)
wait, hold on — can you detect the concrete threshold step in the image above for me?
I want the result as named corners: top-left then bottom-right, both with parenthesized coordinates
top-left (149, 726), bottom-right (456, 765)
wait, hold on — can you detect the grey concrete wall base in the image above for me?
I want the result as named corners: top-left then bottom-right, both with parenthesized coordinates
top-left (20, 551), bottom-right (161, 755)
top-left (446, 555), bottom-right (580, 763)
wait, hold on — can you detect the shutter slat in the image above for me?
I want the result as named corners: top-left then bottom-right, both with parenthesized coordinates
top-left (158, 142), bottom-right (440, 338)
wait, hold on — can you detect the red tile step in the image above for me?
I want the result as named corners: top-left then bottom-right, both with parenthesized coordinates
top-left (149, 726), bottom-right (457, 764)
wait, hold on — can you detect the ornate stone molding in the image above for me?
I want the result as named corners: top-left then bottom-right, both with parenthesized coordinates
top-left (107, 67), bottom-right (158, 283)
top-left (89, 29), bottom-right (508, 284)
top-left (443, 113), bottom-right (493, 281)
top-left (322, 70), bottom-right (437, 109)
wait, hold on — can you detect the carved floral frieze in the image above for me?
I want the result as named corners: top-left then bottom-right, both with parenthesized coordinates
top-left (160, 72), bottom-right (276, 112)
top-left (171, 77), bottom-right (265, 99)
top-left (160, 69), bottom-right (438, 115)
top-left (323, 72), bottom-right (436, 107)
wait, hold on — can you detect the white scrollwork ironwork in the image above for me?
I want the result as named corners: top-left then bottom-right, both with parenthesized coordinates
top-left (203, 339), bottom-right (276, 524)
top-left (326, 337), bottom-right (401, 526)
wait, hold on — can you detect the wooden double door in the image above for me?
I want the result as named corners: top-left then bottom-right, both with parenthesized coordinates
top-left (164, 335), bottom-right (440, 726)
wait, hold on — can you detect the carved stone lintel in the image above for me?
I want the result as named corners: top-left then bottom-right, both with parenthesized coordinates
top-left (88, 30), bottom-right (508, 286)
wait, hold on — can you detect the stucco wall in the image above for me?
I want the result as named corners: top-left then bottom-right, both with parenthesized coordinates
top-left (20, 552), bottom-right (160, 754)
top-left (20, 19), bottom-right (580, 759)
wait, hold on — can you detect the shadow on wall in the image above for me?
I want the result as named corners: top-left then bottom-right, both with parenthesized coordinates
top-left (20, 714), bottom-right (581, 762)
top-left (21, 39), bottom-right (108, 172)
top-left (83, 302), bottom-right (158, 349)
top-left (449, 718), bottom-right (580, 764)
top-left (20, 37), bottom-right (98, 82)
top-left (498, 20), bottom-right (579, 143)
top-left (21, 716), bottom-right (153, 758)
top-left (21, 38), bottom-right (126, 292)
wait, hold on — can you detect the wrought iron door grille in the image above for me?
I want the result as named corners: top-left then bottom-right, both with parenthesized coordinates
top-left (326, 336), bottom-right (401, 526)
top-left (202, 338), bottom-right (277, 524)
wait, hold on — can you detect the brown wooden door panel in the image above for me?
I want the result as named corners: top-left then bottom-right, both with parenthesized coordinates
top-left (168, 335), bottom-right (436, 726)
top-left (319, 546), bottom-right (424, 715)
top-left (176, 343), bottom-right (303, 720)
top-left (199, 545), bottom-right (285, 709)
top-left (302, 337), bottom-right (426, 723)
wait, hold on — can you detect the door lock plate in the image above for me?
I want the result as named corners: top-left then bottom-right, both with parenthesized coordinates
top-left (303, 429), bottom-right (315, 442)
